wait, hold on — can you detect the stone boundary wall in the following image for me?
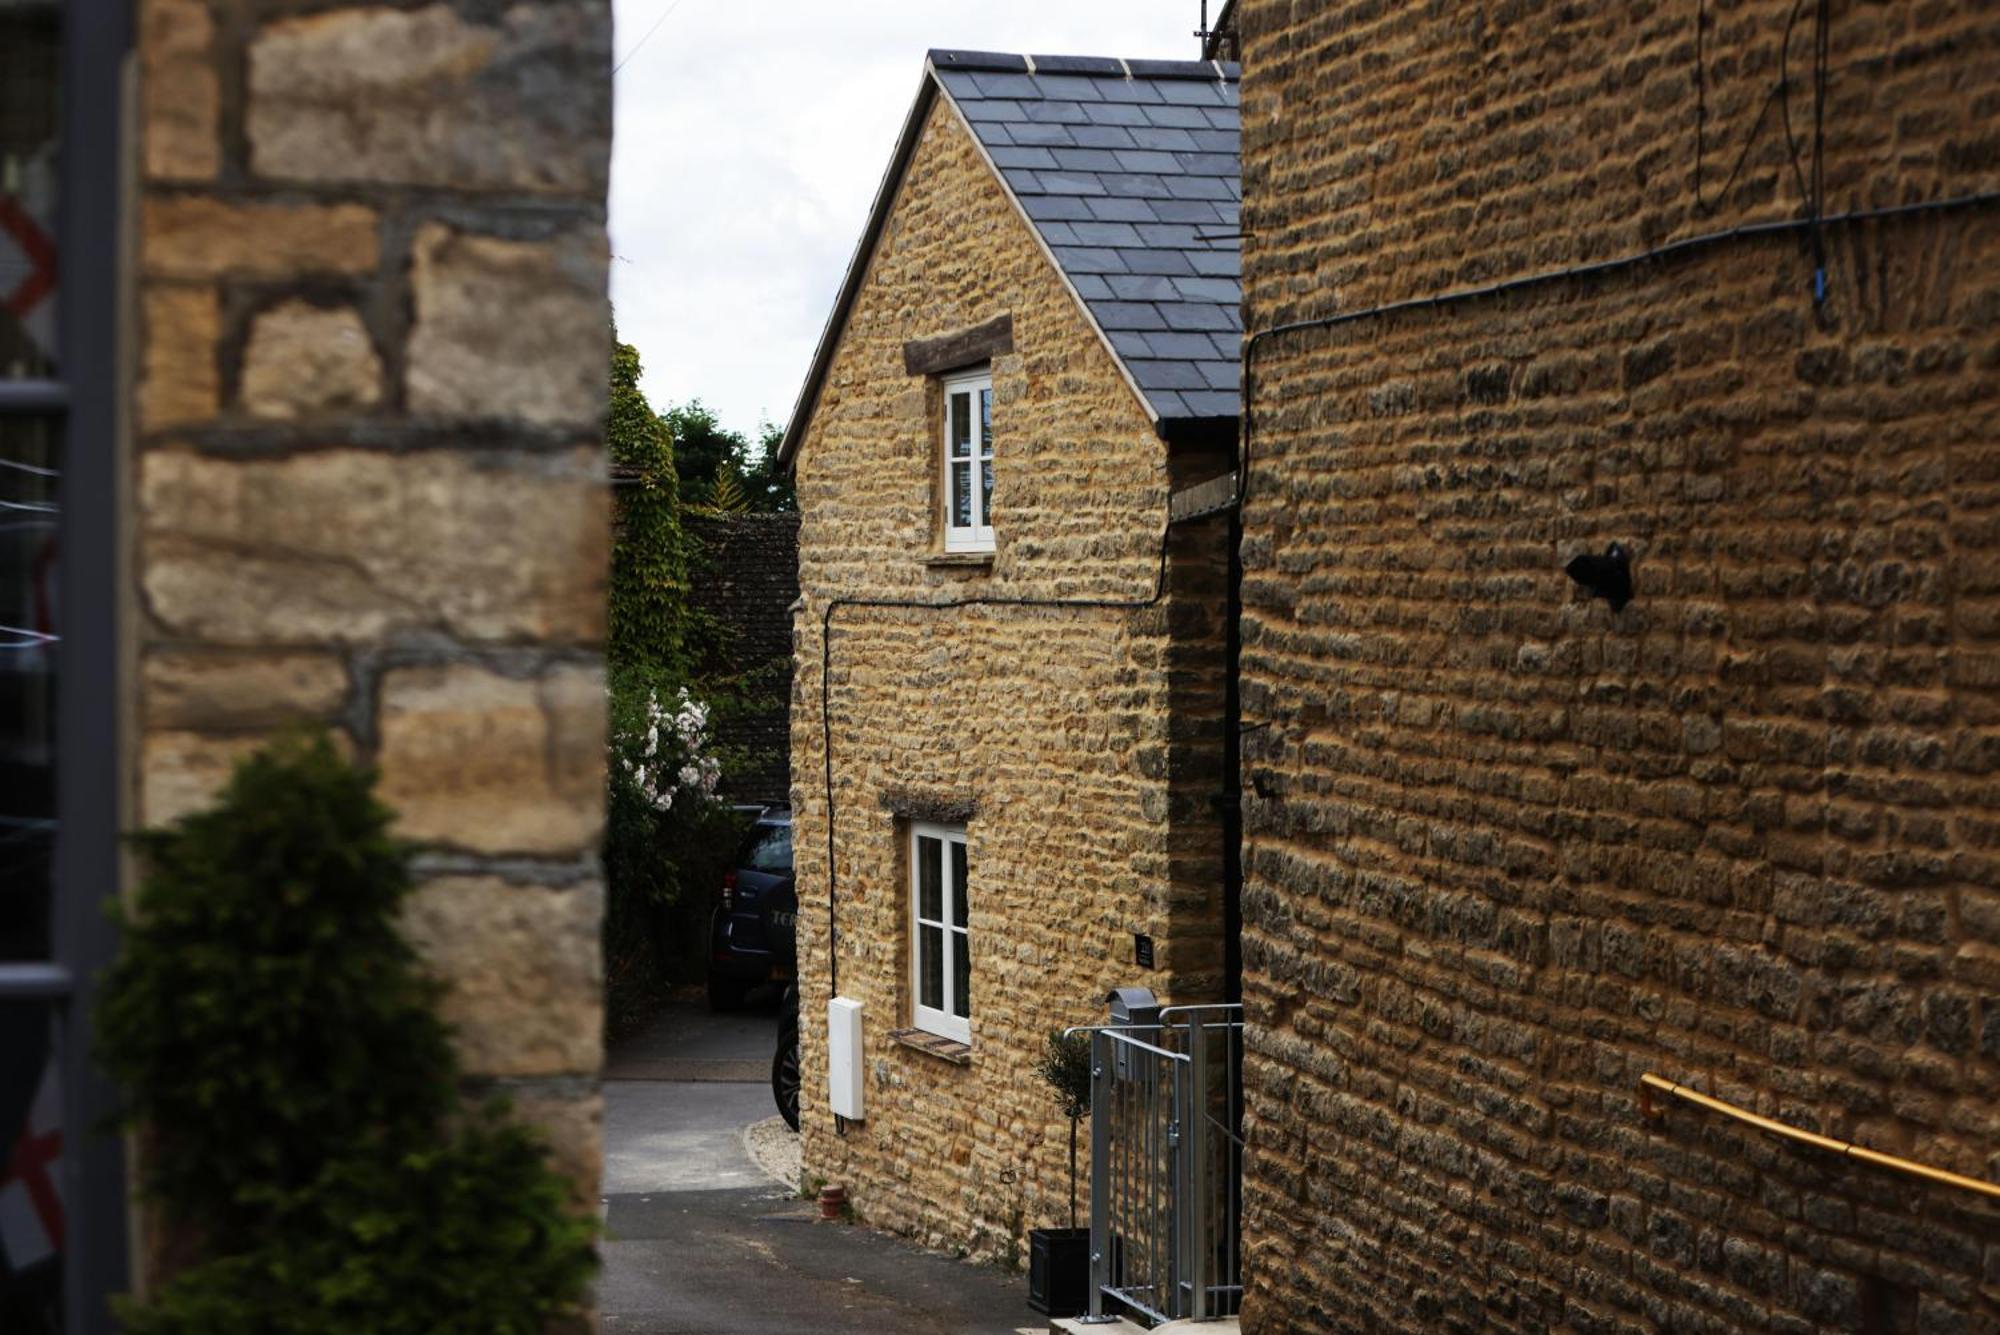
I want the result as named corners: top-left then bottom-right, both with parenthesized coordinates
top-left (1236, 0), bottom-right (2000, 1330)
top-left (133, 0), bottom-right (613, 1240)
top-left (686, 512), bottom-right (799, 803)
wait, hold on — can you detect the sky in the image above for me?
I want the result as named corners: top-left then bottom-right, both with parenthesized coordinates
top-left (608, 0), bottom-right (1210, 445)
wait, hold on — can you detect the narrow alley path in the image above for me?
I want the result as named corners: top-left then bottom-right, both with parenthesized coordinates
top-left (599, 999), bottom-right (1038, 1334)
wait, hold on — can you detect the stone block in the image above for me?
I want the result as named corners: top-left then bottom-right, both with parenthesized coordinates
top-left (142, 197), bottom-right (377, 278)
top-left (139, 0), bottom-right (218, 181)
top-left (374, 662), bottom-right (605, 856)
top-left (143, 650), bottom-right (348, 729)
top-left (407, 223), bottom-right (609, 428)
top-left (239, 301), bottom-right (382, 419)
top-left (138, 288), bottom-right (219, 429)
top-left (506, 1086), bottom-right (604, 1207)
top-left (139, 731), bottom-right (266, 827)
top-left (140, 729), bottom-right (353, 827)
top-left (140, 448), bottom-right (608, 645)
top-left (399, 876), bottom-right (602, 1077)
top-left (245, 4), bottom-right (611, 195)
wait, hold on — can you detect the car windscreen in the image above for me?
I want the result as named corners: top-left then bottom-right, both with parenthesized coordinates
top-left (739, 823), bottom-right (792, 873)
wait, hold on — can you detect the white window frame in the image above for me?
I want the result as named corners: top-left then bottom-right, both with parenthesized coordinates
top-left (908, 821), bottom-right (972, 1043)
top-left (941, 367), bottom-right (994, 553)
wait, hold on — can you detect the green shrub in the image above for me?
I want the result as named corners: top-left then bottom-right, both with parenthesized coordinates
top-left (97, 734), bottom-right (595, 1331)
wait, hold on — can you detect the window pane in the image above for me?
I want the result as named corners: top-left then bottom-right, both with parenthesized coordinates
top-left (951, 840), bottom-right (967, 928)
top-left (0, 1003), bottom-right (62, 1329)
top-left (951, 463), bottom-right (971, 528)
top-left (980, 461), bottom-right (994, 529)
top-left (0, 6), bottom-right (61, 380)
top-left (949, 392), bottom-right (970, 458)
top-left (919, 925), bottom-right (943, 1009)
top-left (978, 388), bottom-right (992, 454)
top-left (951, 930), bottom-right (970, 1019)
top-left (1, 417), bottom-right (59, 961)
top-left (737, 821), bottom-right (792, 872)
top-left (917, 835), bottom-right (941, 921)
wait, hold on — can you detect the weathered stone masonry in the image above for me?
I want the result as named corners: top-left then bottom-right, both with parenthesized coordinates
top-left (790, 96), bottom-right (1230, 1262)
top-left (134, 0), bottom-right (612, 1227)
top-left (1235, 1), bottom-right (2000, 1331)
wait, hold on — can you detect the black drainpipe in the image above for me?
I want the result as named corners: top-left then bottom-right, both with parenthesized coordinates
top-left (1223, 502), bottom-right (1243, 1005)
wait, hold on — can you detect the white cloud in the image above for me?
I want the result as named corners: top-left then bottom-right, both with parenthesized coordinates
top-left (609, 0), bottom-right (1208, 439)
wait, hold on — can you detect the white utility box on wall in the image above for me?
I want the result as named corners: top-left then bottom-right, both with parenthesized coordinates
top-left (827, 996), bottom-right (865, 1120)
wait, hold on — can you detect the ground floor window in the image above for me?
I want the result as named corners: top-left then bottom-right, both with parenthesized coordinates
top-left (909, 822), bottom-right (970, 1043)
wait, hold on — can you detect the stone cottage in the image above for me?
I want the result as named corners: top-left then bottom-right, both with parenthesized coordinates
top-left (1232, 0), bottom-right (2000, 1330)
top-left (779, 50), bottom-right (1241, 1259)
top-left (1, 3), bottom-right (611, 1325)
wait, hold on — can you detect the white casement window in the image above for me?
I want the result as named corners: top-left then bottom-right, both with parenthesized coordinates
top-left (941, 368), bottom-right (994, 552)
top-left (909, 821), bottom-right (971, 1043)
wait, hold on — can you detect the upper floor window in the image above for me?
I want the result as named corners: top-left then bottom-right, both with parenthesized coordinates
top-left (942, 367), bottom-right (992, 553)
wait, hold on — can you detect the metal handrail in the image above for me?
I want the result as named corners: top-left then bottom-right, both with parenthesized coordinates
top-left (1065, 1025), bottom-right (1187, 1062)
top-left (1640, 1074), bottom-right (2000, 1204)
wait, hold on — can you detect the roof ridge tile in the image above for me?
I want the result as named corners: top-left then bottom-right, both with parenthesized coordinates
top-left (927, 49), bottom-right (1030, 73)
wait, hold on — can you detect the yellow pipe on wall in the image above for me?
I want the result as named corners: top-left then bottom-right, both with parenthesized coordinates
top-left (1639, 1073), bottom-right (2000, 1204)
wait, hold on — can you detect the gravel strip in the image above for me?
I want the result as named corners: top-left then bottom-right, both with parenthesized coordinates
top-left (743, 1114), bottom-right (801, 1193)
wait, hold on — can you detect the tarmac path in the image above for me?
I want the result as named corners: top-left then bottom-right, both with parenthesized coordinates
top-left (599, 999), bottom-right (1039, 1334)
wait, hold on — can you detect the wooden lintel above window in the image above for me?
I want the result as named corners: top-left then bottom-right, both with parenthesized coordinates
top-left (902, 314), bottom-right (1013, 376)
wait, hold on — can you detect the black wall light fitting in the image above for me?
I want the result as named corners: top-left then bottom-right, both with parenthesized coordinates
top-left (1565, 543), bottom-right (1634, 612)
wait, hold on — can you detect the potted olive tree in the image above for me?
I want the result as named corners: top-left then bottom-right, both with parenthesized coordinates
top-left (1027, 1029), bottom-right (1093, 1317)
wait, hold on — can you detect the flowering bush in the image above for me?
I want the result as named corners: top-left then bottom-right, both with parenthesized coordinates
top-left (602, 669), bottom-right (745, 1035)
top-left (620, 687), bottom-right (721, 814)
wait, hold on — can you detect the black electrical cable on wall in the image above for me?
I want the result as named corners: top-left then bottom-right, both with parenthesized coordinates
top-left (1693, 0), bottom-right (1809, 216)
top-left (1239, 191), bottom-right (2000, 480)
top-left (818, 526), bottom-right (1177, 1001)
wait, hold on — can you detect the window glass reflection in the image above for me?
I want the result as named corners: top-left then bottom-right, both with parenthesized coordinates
top-left (0, 417), bottom-right (58, 961)
top-left (0, 1003), bottom-right (62, 1329)
top-left (0, 5), bottom-right (60, 380)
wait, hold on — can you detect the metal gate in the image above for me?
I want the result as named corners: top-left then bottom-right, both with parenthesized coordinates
top-left (1074, 1004), bottom-right (1243, 1325)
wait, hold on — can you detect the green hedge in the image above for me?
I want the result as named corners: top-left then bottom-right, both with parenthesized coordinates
top-left (97, 735), bottom-right (596, 1332)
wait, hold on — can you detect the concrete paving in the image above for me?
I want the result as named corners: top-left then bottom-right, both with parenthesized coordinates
top-left (600, 999), bottom-right (1038, 1334)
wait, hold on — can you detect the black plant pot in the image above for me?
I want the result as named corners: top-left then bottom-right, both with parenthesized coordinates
top-left (1027, 1226), bottom-right (1091, 1317)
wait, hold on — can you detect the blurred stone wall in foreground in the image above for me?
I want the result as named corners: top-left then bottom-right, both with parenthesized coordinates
top-left (132, 0), bottom-right (614, 1244)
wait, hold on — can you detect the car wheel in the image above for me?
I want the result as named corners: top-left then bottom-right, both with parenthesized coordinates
top-left (772, 1019), bottom-right (800, 1131)
top-left (708, 973), bottom-right (750, 1012)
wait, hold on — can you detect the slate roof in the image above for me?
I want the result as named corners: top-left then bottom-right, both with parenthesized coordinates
top-left (779, 50), bottom-right (1241, 468)
top-left (931, 51), bottom-right (1242, 425)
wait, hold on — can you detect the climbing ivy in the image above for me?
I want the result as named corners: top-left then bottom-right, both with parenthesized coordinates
top-left (608, 334), bottom-right (695, 679)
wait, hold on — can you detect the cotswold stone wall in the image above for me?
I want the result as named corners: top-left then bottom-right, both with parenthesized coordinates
top-left (791, 95), bottom-right (1230, 1262)
top-left (686, 513), bottom-right (799, 803)
top-left (1235, 1), bottom-right (2000, 1330)
top-left (133, 0), bottom-right (611, 1217)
